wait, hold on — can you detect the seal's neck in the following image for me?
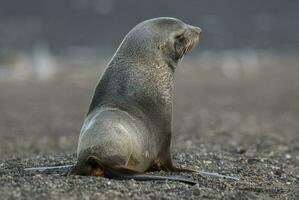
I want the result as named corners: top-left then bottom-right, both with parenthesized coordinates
top-left (110, 52), bottom-right (175, 95)
top-left (107, 53), bottom-right (174, 123)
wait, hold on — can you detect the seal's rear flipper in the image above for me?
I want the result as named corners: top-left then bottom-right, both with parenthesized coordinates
top-left (85, 156), bottom-right (198, 185)
top-left (113, 173), bottom-right (198, 185)
top-left (104, 168), bottom-right (198, 185)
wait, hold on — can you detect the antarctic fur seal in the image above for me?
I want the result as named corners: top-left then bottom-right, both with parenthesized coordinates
top-left (69, 17), bottom-right (201, 180)
top-left (25, 18), bottom-right (239, 183)
top-left (25, 17), bottom-right (203, 185)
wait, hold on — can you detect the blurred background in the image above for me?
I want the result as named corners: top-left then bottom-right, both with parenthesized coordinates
top-left (0, 0), bottom-right (299, 158)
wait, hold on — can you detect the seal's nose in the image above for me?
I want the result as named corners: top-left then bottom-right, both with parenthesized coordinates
top-left (186, 24), bottom-right (202, 35)
top-left (191, 26), bottom-right (202, 35)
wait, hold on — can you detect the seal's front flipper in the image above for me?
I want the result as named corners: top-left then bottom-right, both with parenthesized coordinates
top-left (161, 161), bottom-right (240, 181)
top-left (159, 152), bottom-right (240, 181)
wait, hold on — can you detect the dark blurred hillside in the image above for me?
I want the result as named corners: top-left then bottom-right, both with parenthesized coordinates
top-left (0, 0), bottom-right (298, 55)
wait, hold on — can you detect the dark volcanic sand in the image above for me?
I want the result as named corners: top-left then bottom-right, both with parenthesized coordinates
top-left (0, 55), bottom-right (298, 199)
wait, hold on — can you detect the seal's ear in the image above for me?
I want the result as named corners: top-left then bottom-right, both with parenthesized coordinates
top-left (175, 33), bottom-right (186, 44)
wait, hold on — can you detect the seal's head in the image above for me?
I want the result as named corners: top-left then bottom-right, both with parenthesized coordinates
top-left (115, 17), bottom-right (202, 70)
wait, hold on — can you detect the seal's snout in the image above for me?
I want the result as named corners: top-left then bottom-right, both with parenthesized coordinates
top-left (184, 25), bottom-right (201, 42)
top-left (190, 26), bottom-right (202, 35)
top-left (180, 25), bottom-right (201, 56)
top-left (187, 26), bottom-right (202, 40)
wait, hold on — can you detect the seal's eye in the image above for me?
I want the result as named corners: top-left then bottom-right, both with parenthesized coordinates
top-left (175, 33), bottom-right (185, 43)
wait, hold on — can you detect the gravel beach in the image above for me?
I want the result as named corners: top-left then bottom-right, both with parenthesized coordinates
top-left (0, 54), bottom-right (298, 199)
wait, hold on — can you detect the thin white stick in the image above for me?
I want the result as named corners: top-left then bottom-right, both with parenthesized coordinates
top-left (198, 171), bottom-right (240, 181)
top-left (24, 164), bottom-right (74, 172)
